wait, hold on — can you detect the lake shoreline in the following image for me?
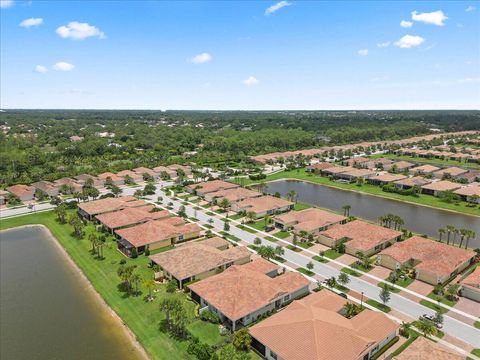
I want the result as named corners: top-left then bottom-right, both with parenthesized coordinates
top-left (0, 225), bottom-right (151, 360)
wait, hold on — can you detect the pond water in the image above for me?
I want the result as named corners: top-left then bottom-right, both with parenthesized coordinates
top-left (0, 226), bottom-right (144, 360)
top-left (264, 180), bottom-right (480, 248)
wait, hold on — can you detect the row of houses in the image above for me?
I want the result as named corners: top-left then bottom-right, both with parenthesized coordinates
top-left (399, 147), bottom-right (480, 163)
top-left (2, 164), bottom-right (193, 205)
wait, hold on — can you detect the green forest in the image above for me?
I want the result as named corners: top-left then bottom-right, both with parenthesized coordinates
top-left (1, 110), bottom-right (479, 186)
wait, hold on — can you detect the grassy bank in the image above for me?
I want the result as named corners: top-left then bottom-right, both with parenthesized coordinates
top-left (0, 211), bottom-right (257, 360)
top-left (234, 169), bottom-right (480, 216)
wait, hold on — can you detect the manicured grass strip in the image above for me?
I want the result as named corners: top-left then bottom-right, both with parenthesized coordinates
top-left (323, 249), bottom-right (342, 260)
top-left (249, 220), bottom-right (269, 231)
top-left (237, 225), bottom-right (257, 234)
top-left (366, 299), bottom-right (391, 313)
top-left (293, 202), bottom-right (312, 211)
top-left (351, 263), bottom-right (373, 273)
top-left (264, 236), bottom-right (279, 242)
top-left (229, 213), bottom-right (244, 220)
top-left (426, 292), bottom-right (457, 307)
top-left (419, 299), bottom-right (448, 314)
top-left (248, 245), bottom-right (259, 251)
top-left (296, 267), bottom-right (315, 276)
top-left (341, 267), bottom-right (361, 277)
top-left (312, 255), bottom-right (329, 263)
top-left (334, 284), bottom-right (350, 293)
top-left (475, 321), bottom-right (480, 330)
top-left (390, 330), bottom-right (420, 356)
top-left (378, 282), bottom-right (401, 293)
top-left (273, 230), bottom-right (291, 239)
top-left (206, 211), bottom-right (216, 216)
top-left (274, 256), bottom-right (286, 263)
top-left (298, 242), bottom-right (315, 249)
top-left (370, 336), bottom-right (399, 360)
top-left (396, 276), bottom-right (415, 288)
top-left (286, 245), bottom-right (302, 252)
top-left (203, 224), bottom-right (214, 229)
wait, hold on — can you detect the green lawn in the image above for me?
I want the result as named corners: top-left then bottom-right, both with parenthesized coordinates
top-left (293, 202), bottom-right (312, 211)
top-left (286, 245), bottom-right (302, 252)
top-left (228, 213), bottom-right (244, 220)
top-left (426, 292), bottom-right (458, 307)
top-left (298, 242), bottom-right (315, 249)
top-left (390, 330), bottom-right (420, 356)
top-left (0, 211), bottom-right (227, 360)
top-left (341, 267), bottom-right (361, 277)
top-left (249, 219), bottom-right (269, 231)
top-left (273, 230), bottom-right (291, 239)
top-left (396, 276), bottom-right (415, 288)
top-left (312, 255), bottom-right (329, 263)
top-left (237, 224), bottom-right (258, 234)
top-left (475, 321), bottom-right (480, 330)
top-left (264, 236), bottom-right (279, 242)
top-left (419, 299), bottom-right (448, 314)
top-left (365, 299), bottom-right (391, 313)
top-left (323, 249), bottom-right (343, 260)
top-left (296, 267), bottom-right (315, 276)
top-left (236, 169), bottom-right (480, 216)
top-left (377, 282), bottom-right (401, 293)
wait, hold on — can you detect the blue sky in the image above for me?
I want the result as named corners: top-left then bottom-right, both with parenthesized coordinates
top-left (1, 0), bottom-right (479, 110)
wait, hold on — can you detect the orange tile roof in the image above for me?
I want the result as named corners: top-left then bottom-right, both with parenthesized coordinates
top-left (116, 219), bottom-right (201, 247)
top-left (392, 336), bottom-right (463, 360)
top-left (339, 168), bottom-right (375, 177)
top-left (421, 180), bottom-right (461, 192)
top-left (394, 176), bottom-right (431, 187)
top-left (6, 184), bottom-right (35, 197)
top-left (116, 170), bottom-right (142, 179)
top-left (433, 166), bottom-right (469, 177)
top-left (454, 184), bottom-right (480, 197)
top-left (78, 196), bottom-right (142, 215)
top-left (189, 261), bottom-right (309, 321)
top-left (379, 236), bottom-right (475, 278)
top-left (187, 180), bottom-right (239, 194)
top-left (208, 187), bottom-right (262, 202)
top-left (345, 157), bottom-right (370, 166)
top-left (319, 220), bottom-right (401, 252)
top-left (369, 173), bottom-right (408, 183)
top-left (132, 167), bottom-right (157, 176)
top-left (96, 206), bottom-right (170, 229)
top-left (392, 160), bottom-right (415, 169)
top-left (410, 164), bottom-right (440, 173)
top-left (275, 208), bottom-right (346, 232)
top-left (97, 172), bottom-right (124, 182)
top-left (149, 241), bottom-right (251, 280)
top-left (461, 267), bottom-right (480, 289)
top-left (250, 290), bottom-right (398, 360)
top-left (323, 166), bottom-right (355, 174)
top-left (235, 195), bottom-right (294, 214)
top-left (240, 257), bottom-right (280, 274)
top-left (307, 162), bottom-right (336, 171)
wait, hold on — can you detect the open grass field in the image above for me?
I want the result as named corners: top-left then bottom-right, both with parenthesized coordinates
top-left (235, 169), bottom-right (480, 216)
top-left (0, 211), bottom-right (258, 360)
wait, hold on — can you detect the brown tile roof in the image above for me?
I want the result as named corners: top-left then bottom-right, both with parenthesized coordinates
top-left (149, 241), bottom-right (251, 281)
top-left (6, 184), bottom-right (36, 197)
top-left (235, 195), bottom-right (294, 214)
top-left (433, 166), bottom-right (469, 177)
top-left (394, 176), bottom-right (432, 188)
top-left (339, 168), bottom-right (375, 178)
top-left (307, 162), bottom-right (336, 171)
top-left (369, 173), bottom-right (408, 183)
top-left (454, 184), bottom-right (480, 197)
top-left (461, 267), bottom-right (480, 289)
top-left (187, 180), bottom-right (239, 194)
top-left (379, 236), bottom-right (475, 279)
top-left (323, 166), bottom-right (354, 174)
top-left (410, 164), bottom-right (440, 174)
top-left (275, 208), bottom-right (346, 232)
top-left (31, 181), bottom-right (58, 192)
top-left (319, 220), bottom-right (401, 252)
top-left (97, 172), bottom-right (123, 182)
top-left (250, 290), bottom-right (399, 360)
top-left (421, 180), bottom-right (461, 192)
top-left (116, 170), bottom-right (142, 179)
top-left (189, 261), bottom-right (309, 321)
top-left (198, 236), bottom-right (231, 249)
top-left (96, 206), bottom-right (170, 229)
top-left (132, 167), bottom-right (157, 176)
top-left (152, 166), bottom-right (177, 176)
top-left (392, 336), bottom-right (463, 360)
top-left (345, 157), bottom-right (370, 166)
top-left (116, 219), bottom-right (201, 247)
top-left (392, 160), bottom-right (415, 170)
top-left (208, 187), bottom-right (261, 202)
top-left (78, 196), bottom-right (143, 216)
top-left (240, 257), bottom-right (280, 274)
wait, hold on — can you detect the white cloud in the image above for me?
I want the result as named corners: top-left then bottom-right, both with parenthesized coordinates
top-left (34, 65), bottom-right (48, 73)
top-left (242, 76), bottom-right (259, 86)
top-left (20, 18), bottom-right (43, 28)
top-left (457, 77), bottom-right (480, 83)
top-left (465, 5), bottom-right (475, 12)
top-left (265, 1), bottom-right (291, 16)
top-left (357, 49), bottom-right (368, 56)
top-left (53, 62), bottom-right (75, 71)
top-left (377, 41), bottom-right (390, 48)
top-left (411, 10), bottom-right (447, 26)
top-left (189, 52), bottom-right (212, 64)
top-left (56, 21), bottom-right (105, 40)
top-left (394, 34), bottom-right (425, 48)
top-left (0, 0), bottom-right (14, 8)
top-left (400, 20), bottom-right (413, 28)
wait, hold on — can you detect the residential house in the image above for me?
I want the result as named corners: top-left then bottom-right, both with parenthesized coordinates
top-left (460, 267), bottom-right (480, 302)
top-left (96, 206), bottom-right (171, 233)
top-left (204, 187), bottom-right (262, 203)
top-left (77, 196), bottom-right (146, 220)
top-left (116, 170), bottom-right (143, 184)
top-left (31, 180), bottom-right (59, 197)
top-left (132, 167), bottom-right (159, 180)
top-left (421, 180), bottom-right (461, 196)
top-left (6, 184), bottom-right (35, 202)
top-left (454, 183), bottom-right (480, 203)
top-left (409, 164), bottom-right (440, 175)
top-left (189, 259), bottom-right (310, 330)
top-left (187, 180), bottom-right (240, 197)
top-left (274, 208), bottom-right (346, 235)
top-left (167, 164), bottom-right (192, 176)
top-left (377, 236), bottom-right (475, 285)
top-left (385, 160), bottom-right (415, 172)
top-left (149, 237), bottom-right (251, 287)
top-left (368, 173), bottom-right (408, 186)
top-left (306, 162), bottom-right (335, 173)
top-left (321, 166), bottom-right (354, 177)
top-left (0, 190), bottom-right (8, 205)
top-left (54, 178), bottom-right (83, 194)
top-left (458, 170), bottom-right (480, 183)
top-left (232, 195), bottom-right (294, 218)
top-left (318, 220), bottom-right (402, 257)
top-left (73, 174), bottom-right (103, 188)
top-left (335, 168), bottom-right (375, 181)
top-left (394, 176), bottom-right (432, 190)
top-left (392, 335), bottom-right (463, 360)
top-left (250, 290), bottom-right (399, 360)
top-left (344, 156), bottom-right (370, 167)
top-left (115, 218), bottom-right (202, 256)
top-left (97, 172), bottom-right (125, 186)
top-left (153, 166), bottom-right (177, 180)
top-left (432, 166), bottom-right (469, 180)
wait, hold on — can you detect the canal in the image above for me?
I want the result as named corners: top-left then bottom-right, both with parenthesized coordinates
top-left (263, 180), bottom-right (480, 248)
top-left (0, 226), bottom-right (144, 360)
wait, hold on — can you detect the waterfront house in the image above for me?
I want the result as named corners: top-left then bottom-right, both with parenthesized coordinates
top-left (367, 173), bottom-right (408, 186)
top-left (231, 195), bottom-right (294, 218)
top-left (393, 176), bottom-right (432, 190)
top-left (274, 208), bottom-right (346, 235)
top-left (187, 180), bottom-right (240, 197)
top-left (204, 187), bottom-right (262, 203)
top-left (453, 184), bottom-right (480, 203)
top-left (77, 196), bottom-right (146, 220)
top-left (377, 236), bottom-right (475, 285)
top-left (149, 237), bottom-right (251, 287)
top-left (421, 180), bottom-right (461, 196)
top-left (250, 290), bottom-right (399, 360)
top-left (335, 168), bottom-right (375, 181)
top-left (189, 259), bottom-right (310, 330)
top-left (432, 166), bottom-right (469, 179)
top-left (306, 162), bottom-right (335, 173)
top-left (96, 206), bottom-right (171, 233)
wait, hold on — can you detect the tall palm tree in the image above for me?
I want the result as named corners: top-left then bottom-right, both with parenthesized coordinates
top-left (342, 205), bottom-right (351, 217)
top-left (465, 230), bottom-right (475, 249)
top-left (445, 225), bottom-right (455, 245)
top-left (458, 228), bottom-right (468, 248)
top-left (416, 319), bottom-right (437, 338)
top-left (452, 227), bottom-right (460, 246)
top-left (142, 278), bottom-right (156, 301)
top-left (438, 228), bottom-right (445, 242)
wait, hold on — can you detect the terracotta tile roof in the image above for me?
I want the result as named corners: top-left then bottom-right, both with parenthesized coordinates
top-left (307, 162), bottom-right (336, 171)
top-left (421, 180), bottom-right (461, 192)
top-left (116, 219), bottom-right (201, 247)
top-left (379, 236), bottom-right (475, 278)
top-left (6, 184), bottom-right (36, 197)
top-left (189, 261), bottom-right (309, 321)
top-left (339, 168), bottom-right (375, 178)
top-left (392, 336), bottom-right (463, 360)
top-left (198, 236), bottom-right (231, 249)
top-left (461, 267), bottom-right (480, 289)
top-left (410, 164), bottom-right (440, 173)
top-left (96, 206), bottom-right (170, 229)
top-left (323, 166), bottom-right (355, 174)
top-left (31, 181), bottom-right (58, 193)
top-left (319, 220), bottom-right (401, 252)
top-left (187, 180), bottom-right (239, 194)
top-left (97, 172), bottom-right (123, 182)
top-left (132, 167), bottom-right (157, 176)
top-left (394, 176), bottom-right (431, 188)
top-left (392, 160), bottom-right (415, 170)
top-left (454, 184), bottom-right (480, 197)
top-left (152, 166), bottom-right (177, 176)
top-left (433, 166), bottom-right (469, 178)
top-left (250, 290), bottom-right (398, 360)
top-left (274, 208), bottom-right (346, 232)
top-left (149, 241), bottom-right (251, 281)
top-left (345, 157), bottom-right (370, 166)
top-left (116, 170), bottom-right (142, 179)
top-left (73, 174), bottom-right (100, 184)
top-left (208, 187), bottom-right (262, 202)
top-left (235, 195), bottom-right (293, 214)
top-left (240, 257), bottom-right (280, 274)
top-left (78, 196), bottom-right (143, 216)
top-left (369, 174), bottom-right (408, 183)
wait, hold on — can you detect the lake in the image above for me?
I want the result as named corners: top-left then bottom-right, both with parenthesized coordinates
top-left (263, 180), bottom-right (480, 248)
top-left (0, 226), bottom-right (144, 360)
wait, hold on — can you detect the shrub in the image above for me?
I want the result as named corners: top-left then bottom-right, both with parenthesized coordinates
top-left (131, 248), bottom-right (138, 259)
top-left (200, 309), bottom-right (220, 324)
top-left (119, 259), bottom-right (127, 265)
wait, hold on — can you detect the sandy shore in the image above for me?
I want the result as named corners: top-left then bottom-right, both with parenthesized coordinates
top-left (1, 224), bottom-right (151, 360)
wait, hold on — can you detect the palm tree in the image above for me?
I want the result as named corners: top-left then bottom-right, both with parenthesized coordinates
top-left (399, 322), bottom-right (411, 337)
top-left (438, 228), bottom-right (445, 242)
top-left (452, 227), bottom-right (460, 246)
top-left (416, 319), bottom-right (437, 338)
top-left (292, 233), bottom-right (298, 249)
top-left (286, 190), bottom-right (297, 203)
top-left (306, 261), bottom-right (314, 271)
top-left (445, 225), bottom-right (455, 245)
top-left (338, 272), bottom-right (350, 287)
top-left (245, 211), bottom-right (257, 223)
top-left (258, 245), bottom-right (276, 260)
top-left (263, 215), bottom-right (271, 230)
top-left (326, 276), bottom-right (337, 288)
top-left (343, 303), bottom-right (360, 319)
top-left (275, 245), bottom-right (284, 257)
top-left (342, 205), bottom-right (351, 217)
top-left (465, 230), bottom-right (475, 249)
top-left (142, 278), bottom-right (156, 301)
top-left (299, 230), bottom-right (309, 243)
top-left (131, 273), bottom-right (141, 296)
top-left (459, 228), bottom-right (468, 248)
